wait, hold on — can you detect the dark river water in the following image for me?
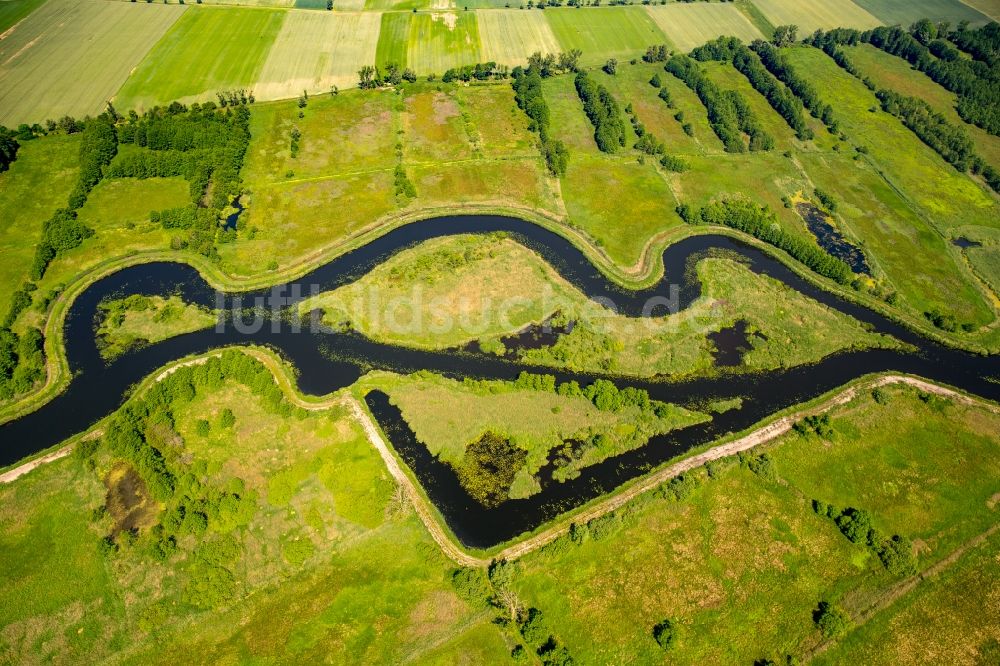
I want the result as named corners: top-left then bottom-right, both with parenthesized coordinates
top-left (1, 215), bottom-right (997, 548)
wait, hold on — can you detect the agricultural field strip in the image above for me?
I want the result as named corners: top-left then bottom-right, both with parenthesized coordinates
top-left (254, 10), bottom-right (381, 101)
top-left (750, 0), bottom-right (884, 33)
top-left (0, 0), bottom-right (187, 126)
top-left (644, 3), bottom-right (765, 53)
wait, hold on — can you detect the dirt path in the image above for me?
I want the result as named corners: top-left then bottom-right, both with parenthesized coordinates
top-left (803, 521), bottom-right (1000, 660)
top-left (345, 396), bottom-right (485, 568)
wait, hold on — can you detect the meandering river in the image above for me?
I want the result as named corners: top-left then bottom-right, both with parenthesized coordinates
top-left (1, 215), bottom-right (997, 547)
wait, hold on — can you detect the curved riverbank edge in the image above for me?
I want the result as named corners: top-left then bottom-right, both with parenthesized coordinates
top-left (1, 204), bottom-right (996, 428)
top-left (351, 372), bottom-right (1000, 566)
top-left (2, 344), bottom-right (997, 567)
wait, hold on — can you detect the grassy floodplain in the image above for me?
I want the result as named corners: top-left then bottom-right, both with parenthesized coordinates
top-left (783, 45), bottom-right (998, 327)
top-left (365, 371), bottom-right (708, 499)
top-left (114, 6), bottom-right (285, 111)
top-left (0, 0), bottom-right (186, 126)
top-left (302, 234), bottom-right (897, 377)
top-left (844, 42), bottom-right (1000, 171)
top-left (644, 3), bottom-right (764, 53)
top-left (0, 134), bottom-right (79, 318)
top-left (504, 383), bottom-right (1000, 663)
top-left (1, 355), bottom-right (998, 662)
top-left (95, 295), bottom-right (217, 360)
top-left (0, 362), bottom-right (513, 663)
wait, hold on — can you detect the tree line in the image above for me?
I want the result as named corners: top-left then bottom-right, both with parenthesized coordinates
top-left (677, 198), bottom-right (854, 284)
top-left (691, 36), bottom-right (813, 141)
top-left (665, 54), bottom-right (775, 153)
top-left (750, 39), bottom-right (839, 133)
top-left (358, 63), bottom-right (417, 89)
top-left (0, 126), bottom-right (18, 172)
top-left (512, 64), bottom-right (569, 176)
top-left (29, 116), bottom-right (117, 281)
top-left (807, 29), bottom-right (1000, 194)
top-left (574, 70), bottom-right (628, 153)
top-left (810, 22), bottom-right (1000, 136)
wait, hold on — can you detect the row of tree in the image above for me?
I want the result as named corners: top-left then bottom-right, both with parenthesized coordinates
top-left (512, 66), bottom-right (569, 176)
top-left (678, 198), bottom-right (854, 284)
top-left (691, 36), bottom-right (813, 140)
top-left (750, 39), bottom-right (839, 133)
top-left (812, 501), bottom-right (917, 576)
top-left (574, 71), bottom-right (627, 153)
top-left (665, 54), bottom-right (775, 153)
top-left (807, 30), bottom-right (1000, 194)
top-left (0, 325), bottom-right (43, 402)
top-left (811, 23), bottom-right (1000, 136)
top-left (947, 20), bottom-right (999, 65)
top-left (358, 63), bottom-right (417, 89)
top-left (0, 126), bottom-right (18, 173)
top-left (442, 61), bottom-right (511, 83)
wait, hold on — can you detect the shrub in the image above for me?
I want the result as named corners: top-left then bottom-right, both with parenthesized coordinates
top-left (813, 601), bottom-right (851, 638)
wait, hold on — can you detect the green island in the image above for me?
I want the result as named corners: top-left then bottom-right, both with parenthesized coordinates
top-left (1, 1), bottom-right (999, 662)
top-left (96, 294), bottom-right (218, 360)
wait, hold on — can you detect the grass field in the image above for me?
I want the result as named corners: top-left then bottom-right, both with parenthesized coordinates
top-left (0, 0), bottom-right (46, 33)
top-left (0, 370), bottom-right (512, 663)
top-left (478, 9), bottom-right (561, 67)
top-left (845, 43), bottom-right (1000, 171)
top-left (406, 12), bottom-right (482, 74)
top-left (0, 134), bottom-right (79, 317)
top-left (244, 91), bottom-right (397, 185)
top-left (304, 234), bottom-right (894, 377)
top-left (506, 384), bottom-right (1000, 663)
top-left (254, 11), bottom-right (380, 100)
top-left (644, 3), bottom-right (764, 53)
top-left (817, 529), bottom-right (1000, 665)
top-left (784, 45), bottom-right (997, 325)
top-left (456, 84), bottom-right (537, 157)
top-left (114, 6), bottom-right (284, 111)
top-left (850, 0), bottom-right (994, 26)
top-left (545, 6), bottom-right (667, 66)
top-left (751, 0), bottom-right (881, 34)
top-left (967, 246), bottom-right (1000, 299)
top-left (403, 88), bottom-right (475, 162)
top-left (0, 0), bottom-right (186, 126)
top-left (961, 0), bottom-right (1000, 20)
top-left (559, 154), bottom-right (681, 266)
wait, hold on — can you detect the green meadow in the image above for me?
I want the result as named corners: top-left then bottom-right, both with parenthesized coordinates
top-left (115, 6), bottom-right (285, 110)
